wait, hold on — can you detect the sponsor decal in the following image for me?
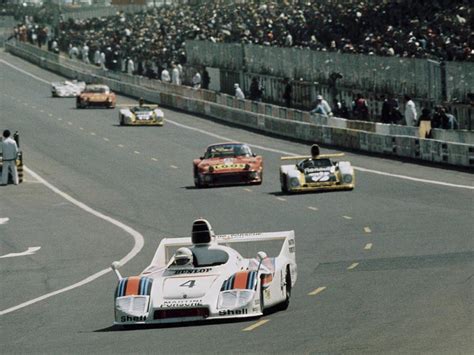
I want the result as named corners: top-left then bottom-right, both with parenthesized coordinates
top-left (264, 289), bottom-right (271, 301)
top-left (288, 239), bottom-right (295, 246)
top-left (121, 315), bottom-right (147, 322)
top-left (212, 163), bottom-right (246, 171)
top-left (218, 309), bottom-right (248, 316)
top-left (289, 246), bottom-right (295, 253)
top-left (173, 268), bottom-right (212, 274)
top-left (162, 300), bottom-right (203, 307)
top-left (217, 233), bottom-right (261, 240)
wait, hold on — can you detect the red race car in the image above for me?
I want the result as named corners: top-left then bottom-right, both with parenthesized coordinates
top-left (193, 142), bottom-right (263, 188)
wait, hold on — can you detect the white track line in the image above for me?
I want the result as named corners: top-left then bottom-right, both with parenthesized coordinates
top-left (1, 59), bottom-right (471, 190)
top-left (0, 167), bottom-right (144, 316)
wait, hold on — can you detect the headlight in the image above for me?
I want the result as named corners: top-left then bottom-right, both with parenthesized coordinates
top-left (343, 175), bottom-right (353, 184)
top-left (290, 177), bottom-right (300, 187)
top-left (218, 290), bottom-right (254, 309)
top-left (116, 296), bottom-right (149, 316)
top-left (250, 171), bottom-right (259, 179)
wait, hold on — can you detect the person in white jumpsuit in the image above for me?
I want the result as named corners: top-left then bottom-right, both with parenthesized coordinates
top-left (1, 130), bottom-right (19, 185)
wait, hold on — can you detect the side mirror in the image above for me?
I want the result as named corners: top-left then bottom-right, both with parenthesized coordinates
top-left (252, 153), bottom-right (257, 157)
top-left (111, 261), bottom-right (122, 280)
top-left (257, 251), bottom-right (267, 261)
top-left (256, 251), bottom-right (267, 274)
top-left (199, 156), bottom-right (204, 160)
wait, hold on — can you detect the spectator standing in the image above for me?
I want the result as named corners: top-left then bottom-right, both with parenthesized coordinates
top-left (81, 43), bottom-right (90, 64)
top-left (283, 78), bottom-right (292, 108)
top-left (202, 68), bottom-right (210, 90)
top-left (171, 63), bottom-right (180, 85)
top-left (234, 83), bottom-right (245, 99)
top-left (127, 57), bottom-right (135, 75)
top-left (249, 77), bottom-right (263, 101)
top-left (192, 71), bottom-right (202, 89)
top-left (353, 93), bottom-right (369, 120)
top-left (417, 108), bottom-right (432, 138)
top-left (404, 95), bottom-right (417, 126)
top-left (1, 130), bottom-right (19, 186)
top-left (161, 67), bottom-right (171, 83)
top-left (381, 95), bottom-right (391, 123)
top-left (94, 49), bottom-right (101, 66)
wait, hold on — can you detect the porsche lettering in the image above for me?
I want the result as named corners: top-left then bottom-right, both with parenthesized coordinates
top-left (162, 300), bottom-right (203, 307)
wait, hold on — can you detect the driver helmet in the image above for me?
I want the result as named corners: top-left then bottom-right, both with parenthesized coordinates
top-left (138, 97), bottom-right (145, 106)
top-left (174, 247), bottom-right (193, 266)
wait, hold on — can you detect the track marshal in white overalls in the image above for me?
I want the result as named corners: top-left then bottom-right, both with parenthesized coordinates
top-left (1, 130), bottom-right (19, 185)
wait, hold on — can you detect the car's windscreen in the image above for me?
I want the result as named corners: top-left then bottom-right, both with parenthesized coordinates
top-left (85, 87), bottom-right (107, 93)
top-left (132, 107), bottom-right (153, 113)
top-left (299, 158), bottom-right (332, 170)
top-left (204, 144), bottom-right (252, 159)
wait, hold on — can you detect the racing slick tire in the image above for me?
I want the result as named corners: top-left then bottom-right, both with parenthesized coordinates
top-left (259, 280), bottom-right (265, 314)
top-left (279, 266), bottom-right (292, 311)
top-left (194, 173), bottom-right (203, 188)
top-left (119, 115), bottom-right (124, 126)
top-left (280, 175), bottom-right (288, 193)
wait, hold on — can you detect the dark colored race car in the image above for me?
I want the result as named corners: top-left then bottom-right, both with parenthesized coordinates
top-left (193, 142), bottom-right (263, 188)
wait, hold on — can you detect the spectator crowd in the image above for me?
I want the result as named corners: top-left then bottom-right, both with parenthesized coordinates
top-left (39, 0), bottom-right (472, 74)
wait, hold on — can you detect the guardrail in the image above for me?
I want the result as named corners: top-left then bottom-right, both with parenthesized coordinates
top-left (5, 41), bottom-right (473, 168)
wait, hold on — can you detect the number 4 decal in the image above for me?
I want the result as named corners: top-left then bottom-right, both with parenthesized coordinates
top-left (180, 280), bottom-right (196, 288)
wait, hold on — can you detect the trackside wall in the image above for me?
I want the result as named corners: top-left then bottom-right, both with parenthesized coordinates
top-left (5, 41), bottom-right (473, 168)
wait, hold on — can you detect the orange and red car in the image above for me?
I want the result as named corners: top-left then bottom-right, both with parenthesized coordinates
top-left (76, 84), bottom-right (116, 109)
top-left (193, 142), bottom-right (263, 188)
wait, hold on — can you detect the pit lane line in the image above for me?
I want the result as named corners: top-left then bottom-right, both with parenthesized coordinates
top-left (2, 58), bottom-right (472, 191)
top-left (0, 166), bottom-right (145, 316)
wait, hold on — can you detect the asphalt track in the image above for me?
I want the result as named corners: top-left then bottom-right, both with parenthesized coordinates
top-left (0, 50), bottom-right (473, 354)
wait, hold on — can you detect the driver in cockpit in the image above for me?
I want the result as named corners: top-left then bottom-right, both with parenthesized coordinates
top-left (172, 247), bottom-right (194, 267)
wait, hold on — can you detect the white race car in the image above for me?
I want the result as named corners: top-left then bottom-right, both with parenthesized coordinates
top-left (119, 104), bottom-right (164, 126)
top-left (51, 80), bottom-right (86, 97)
top-left (280, 144), bottom-right (355, 193)
top-left (112, 219), bottom-right (297, 325)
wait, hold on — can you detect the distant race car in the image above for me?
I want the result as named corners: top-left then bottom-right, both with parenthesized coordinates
top-left (280, 144), bottom-right (355, 193)
top-left (76, 84), bottom-right (116, 109)
top-left (111, 219), bottom-right (297, 325)
top-left (193, 142), bottom-right (263, 187)
top-left (51, 80), bottom-right (86, 97)
top-left (119, 104), bottom-right (164, 126)
top-left (0, 131), bottom-right (23, 183)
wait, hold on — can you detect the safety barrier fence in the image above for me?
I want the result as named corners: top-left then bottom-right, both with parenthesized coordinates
top-left (186, 41), bottom-right (445, 103)
top-left (5, 41), bottom-right (473, 168)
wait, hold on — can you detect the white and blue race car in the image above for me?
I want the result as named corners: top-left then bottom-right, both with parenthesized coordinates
top-left (111, 219), bottom-right (297, 325)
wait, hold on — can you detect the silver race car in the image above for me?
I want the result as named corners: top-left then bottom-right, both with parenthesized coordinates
top-left (51, 80), bottom-right (86, 97)
top-left (112, 219), bottom-right (297, 325)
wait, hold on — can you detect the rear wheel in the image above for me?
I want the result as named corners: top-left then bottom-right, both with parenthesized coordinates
top-left (281, 174), bottom-right (288, 193)
top-left (279, 266), bottom-right (292, 310)
top-left (259, 280), bottom-right (265, 314)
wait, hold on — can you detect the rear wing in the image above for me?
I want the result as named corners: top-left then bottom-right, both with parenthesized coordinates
top-left (281, 153), bottom-right (344, 161)
top-left (145, 230), bottom-right (295, 270)
top-left (117, 104), bottom-right (158, 109)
